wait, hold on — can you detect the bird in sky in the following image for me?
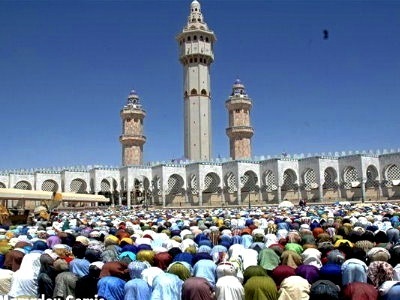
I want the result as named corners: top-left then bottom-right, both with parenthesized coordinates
top-left (323, 29), bottom-right (329, 40)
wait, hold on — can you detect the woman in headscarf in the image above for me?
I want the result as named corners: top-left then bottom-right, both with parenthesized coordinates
top-left (124, 261), bottom-right (151, 300)
top-left (141, 266), bottom-right (164, 287)
top-left (244, 276), bottom-right (278, 300)
top-left (243, 265), bottom-right (267, 285)
top-left (319, 250), bottom-right (344, 286)
top-left (137, 249), bottom-right (156, 266)
top-left (215, 275), bottom-right (245, 300)
top-left (167, 261), bottom-right (191, 281)
top-left (3, 241), bottom-right (30, 271)
top-left (97, 276), bottom-right (126, 300)
top-left (8, 242), bottom-right (44, 298)
top-left (181, 277), bottom-right (214, 300)
top-left (258, 248), bottom-right (280, 272)
top-left (295, 265), bottom-right (320, 284)
top-left (271, 265), bottom-right (296, 288)
top-left (278, 275), bottom-right (310, 300)
top-left (367, 261), bottom-right (394, 287)
top-left (154, 251), bottom-right (172, 270)
top-left (281, 250), bottom-right (302, 269)
top-left (100, 261), bottom-right (130, 280)
top-left (380, 281), bottom-right (400, 300)
top-left (301, 248), bottom-right (322, 269)
top-left (341, 282), bottom-right (378, 300)
top-left (341, 256), bottom-right (368, 285)
top-left (75, 261), bottom-right (103, 299)
top-left (124, 278), bottom-right (151, 300)
top-left (309, 280), bottom-right (339, 300)
top-left (193, 258), bottom-right (217, 287)
top-left (150, 273), bottom-right (183, 300)
top-left (101, 235), bottom-right (120, 263)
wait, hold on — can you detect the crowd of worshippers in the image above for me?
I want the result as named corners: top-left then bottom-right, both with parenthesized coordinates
top-left (1, 203), bottom-right (400, 300)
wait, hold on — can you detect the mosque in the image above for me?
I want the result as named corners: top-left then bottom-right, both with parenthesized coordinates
top-left (1, 1), bottom-right (400, 208)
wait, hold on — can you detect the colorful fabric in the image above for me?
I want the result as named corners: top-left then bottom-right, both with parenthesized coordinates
top-left (182, 277), bottom-right (215, 300)
top-left (244, 275), bottom-right (278, 300)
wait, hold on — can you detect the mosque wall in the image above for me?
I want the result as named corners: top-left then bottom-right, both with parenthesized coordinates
top-left (1, 153), bottom-right (400, 208)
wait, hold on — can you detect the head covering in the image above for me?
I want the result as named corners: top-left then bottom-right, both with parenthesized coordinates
top-left (154, 252), bottom-right (172, 270)
top-left (99, 261), bottom-right (129, 280)
top-left (181, 277), bottom-right (215, 300)
top-left (141, 267), bottom-right (164, 287)
top-left (244, 276), bottom-right (278, 300)
top-left (258, 248), bottom-right (280, 271)
top-left (136, 250), bottom-right (156, 265)
top-left (271, 265), bottom-right (296, 288)
top-left (97, 276), bottom-right (125, 300)
top-left (243, 265), bottom-right (267, 285)
top-left (342, 282), bottom-right (378, 300)
top-left (124, 278), bottom-right (151, 300)
top-left (278, 275), bottom-right (310, 300)
top-left (341, 258), bottom-right (368, 286)
top-left (216, 262), bottom-right (237, 279)
top-left (281, 250), bottom-right (302, 269)
top-left (295, 265), bottom-right (320, 284)
top-left (167, 261), bottom-right (191, 281)
top-left (151, 273), bottom-right (183, 300)
top-left (367, 261), bottom-right (394, 287)
top-left (215, 275), bottom-right (244, 300)
top-left (193, 259), bottom-right (217, 287)
top-left (309, 280), bottom-right (339, 300)
top-left (128, 261), bottom-right (149, 279)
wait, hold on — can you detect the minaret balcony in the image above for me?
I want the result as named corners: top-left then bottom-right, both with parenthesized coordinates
top-left (226, 126), bottom-right (254, 138)
top-left (120, 109), bottom-right (146, 119)
top-left (225, 98), bottom-right (252, 110)
top-left (119, 134), bottom-right (146, 146)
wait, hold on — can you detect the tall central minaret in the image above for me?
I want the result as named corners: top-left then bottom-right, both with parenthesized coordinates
top-left (177, 0), bottom-right (216, 161)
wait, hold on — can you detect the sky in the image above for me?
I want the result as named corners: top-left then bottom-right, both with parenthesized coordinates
top-left (0, 0), bottom-right (399, 170)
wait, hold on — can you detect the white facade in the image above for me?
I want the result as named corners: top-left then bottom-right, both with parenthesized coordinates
top-left (1, 152), bottom-right (400, 208)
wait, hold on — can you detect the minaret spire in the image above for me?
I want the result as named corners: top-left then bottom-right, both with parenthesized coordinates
top-left (177, 0), bottom-right (216, 161)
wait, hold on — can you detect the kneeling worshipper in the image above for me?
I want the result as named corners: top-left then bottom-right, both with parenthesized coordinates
top-left (181, 277), bottom-right (215, 300)
top-left (8, 240), bottom-right (47, 298)
top-left (97, 275), bottom-right (126, 300)
top-left (150, 273), bottom-right (183, 300)
top-left (243, 276), bottom-right (278, 300)
top-left (215, 275), bottom-right (244, 300)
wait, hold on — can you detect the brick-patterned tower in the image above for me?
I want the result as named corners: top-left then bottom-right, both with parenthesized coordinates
top-left (226, 79), bottom-right (254, 160)
top-left (177, 0), bottom-right (216, 161)
top-left (120, 90), bottom-right (146, 166)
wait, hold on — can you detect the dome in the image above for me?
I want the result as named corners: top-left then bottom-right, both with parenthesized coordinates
top-left (234, 79), bottom-right (242, 85)
top-left (191, 0), bottom-right (201, 11)
top-left (129, 89), bottom-right (137, 95)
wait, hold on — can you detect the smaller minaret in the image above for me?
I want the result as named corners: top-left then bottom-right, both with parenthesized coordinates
top-left (226, 79), bottom-right (254, 160)
top-left (120, 90), bottom-right (146, 166)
